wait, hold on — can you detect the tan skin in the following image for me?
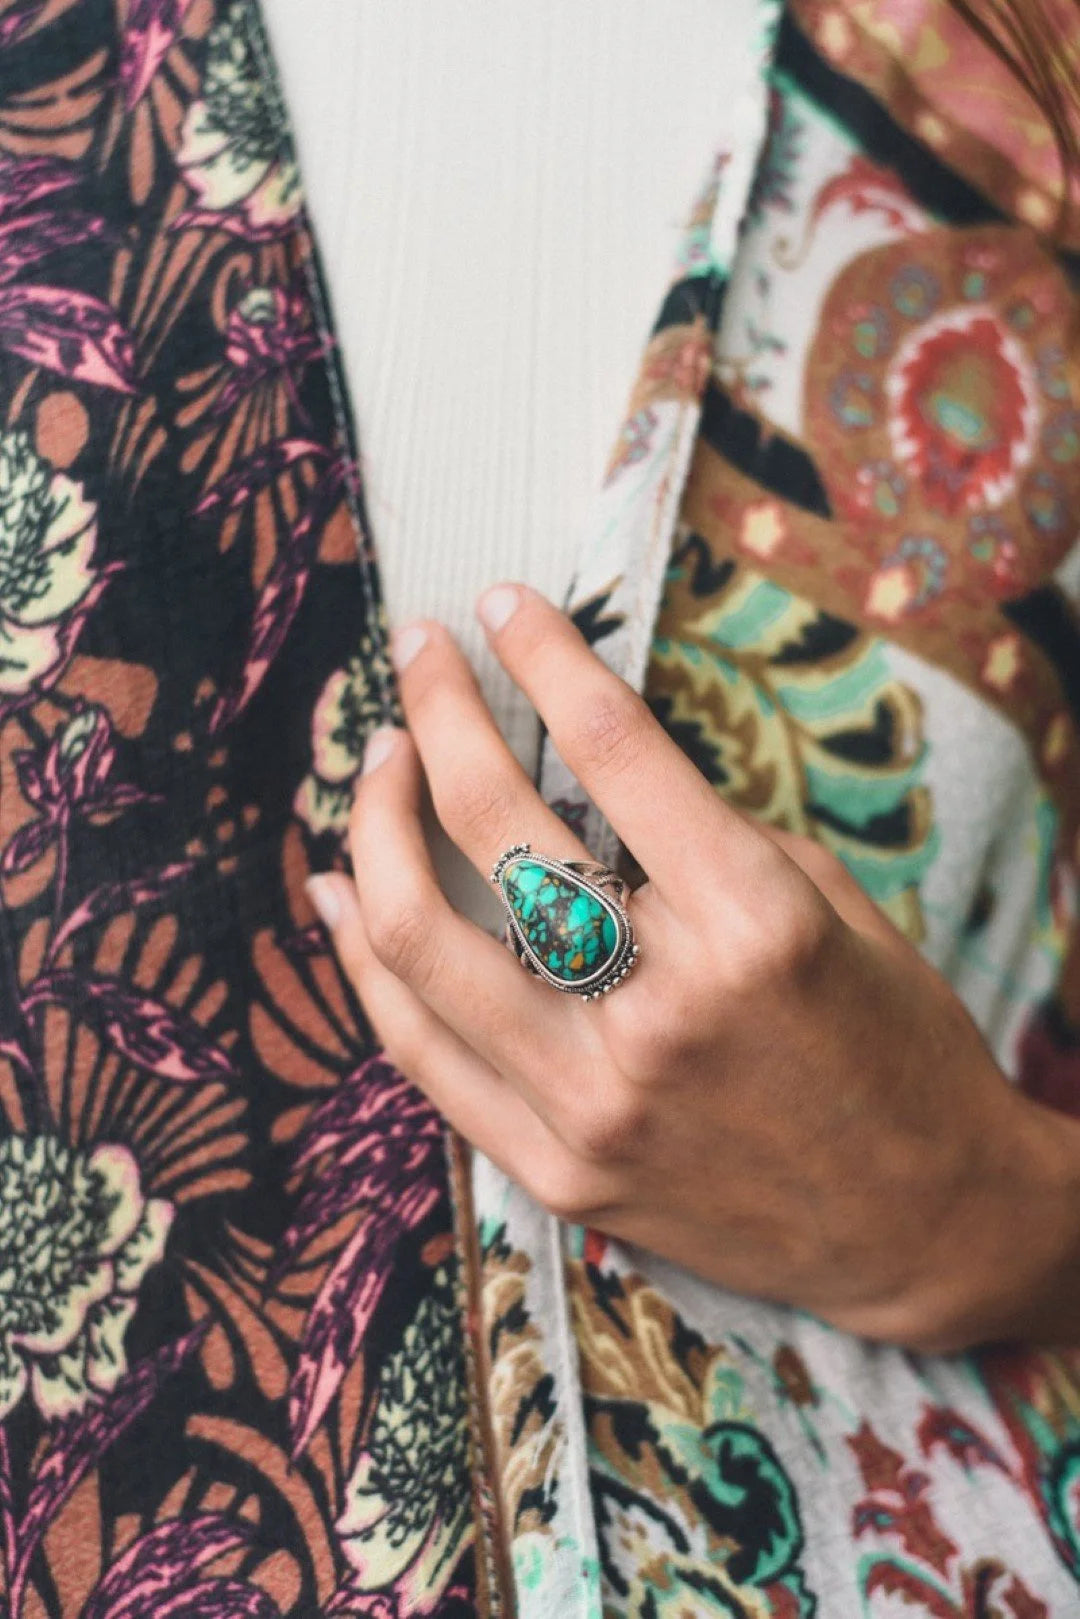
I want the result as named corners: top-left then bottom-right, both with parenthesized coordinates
top-left (308, 582), bottom-right (1080, 1354)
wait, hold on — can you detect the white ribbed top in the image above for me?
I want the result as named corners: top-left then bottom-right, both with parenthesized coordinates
top-left (264, 1), bottom-right (732, 763)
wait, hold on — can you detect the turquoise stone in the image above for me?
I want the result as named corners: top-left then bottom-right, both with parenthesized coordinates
top-left (499, 858), bottom-right (620, 985)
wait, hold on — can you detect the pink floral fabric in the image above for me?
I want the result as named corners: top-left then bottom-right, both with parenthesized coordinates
top-left (0, 3), bottom-right (488, 1615)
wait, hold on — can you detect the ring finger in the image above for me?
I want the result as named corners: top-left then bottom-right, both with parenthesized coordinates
top-left (350, 720), bottom-right (609, 1131)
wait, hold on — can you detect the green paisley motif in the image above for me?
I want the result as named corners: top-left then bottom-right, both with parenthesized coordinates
top-left (1048, 1438), bottom-right (1080, 1570)
top-left (569, 1262), bottom-right (816, 1617)
top-left (647, 531), bottom-right (939, 940)
top-left (662, 1421), bottom-right (804, 1589)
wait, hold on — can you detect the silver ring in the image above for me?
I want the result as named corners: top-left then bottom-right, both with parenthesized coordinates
top-left (490, 842), bottom-right (639, 1001)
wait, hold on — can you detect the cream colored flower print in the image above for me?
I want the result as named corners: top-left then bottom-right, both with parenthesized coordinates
top-left (0, 1136), bottom-right (173, 1422)
top-left (177, 1), bottom-right (301, 238)
top-left (0, 431), bottom-right (100, 700)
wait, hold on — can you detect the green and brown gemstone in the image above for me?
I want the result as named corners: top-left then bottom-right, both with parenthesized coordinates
top-left (492, 846), bottom-right (635, 996)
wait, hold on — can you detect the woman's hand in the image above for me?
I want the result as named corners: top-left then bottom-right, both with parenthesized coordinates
top-left (308, 583), bottom-right (1080, 1353)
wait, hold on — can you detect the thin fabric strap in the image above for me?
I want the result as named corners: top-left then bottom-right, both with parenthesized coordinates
top-left (469, 5), bottom-right (783, 1614)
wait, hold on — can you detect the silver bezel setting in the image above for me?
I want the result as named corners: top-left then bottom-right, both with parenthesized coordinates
top-left (490, 842), bottom-right (640, 1001)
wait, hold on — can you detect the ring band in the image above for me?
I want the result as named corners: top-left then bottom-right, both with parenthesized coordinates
top-left (490, 842), bottom-right (639, 1000)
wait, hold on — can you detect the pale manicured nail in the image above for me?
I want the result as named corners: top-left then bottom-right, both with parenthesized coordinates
top-left (362, 725), bottom-right (398, 775)
top-left (305, 874), bottom-right (342, 930)
top-left (477, 584), bottom-right (521, 634)
top-left (391, 623), bottom-right (428, 671)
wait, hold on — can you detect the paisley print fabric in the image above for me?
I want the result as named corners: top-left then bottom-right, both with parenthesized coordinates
top-left (550, 4), bottom-right (1080, 1615)
top-left (569, 1255), bottom-right (816, 1618)
top-left (789, 0), bottom-right (1080, 244)
top-left (649, 538), bottom-right (939, 940)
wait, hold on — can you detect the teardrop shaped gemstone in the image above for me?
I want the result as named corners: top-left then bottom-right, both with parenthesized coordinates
top-left (499, 857), bottom-right (622, 986)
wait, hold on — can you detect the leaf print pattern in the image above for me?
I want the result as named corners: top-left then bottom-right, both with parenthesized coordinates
top-left (0, 158), bottom-right (135, 391)
top-left (203, 448), bottom-right (352, 731)
top-left (0, 1), bottom-right (480, 1614)
top-left (5, 1321), bottom-right (210, 1617)
top-left (276, 1057), bottom-right (445, 1460)
top-left (120, 0), bottom-right (197, 112)
top-left (81, 1514), bottom-right (276, 1619)
top-left (847, 1416), bottom-right (1052, 1617)
top-left (648, 529), bottom-right (938, 938)
top-left (2, 701), bottom-right (156, 878)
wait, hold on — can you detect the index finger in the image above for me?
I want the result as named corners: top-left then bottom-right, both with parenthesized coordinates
top-left (476, 584), bottom-right (783, 904)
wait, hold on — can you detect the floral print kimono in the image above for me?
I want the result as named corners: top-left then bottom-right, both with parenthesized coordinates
top-left (2, 0), bottom-right (1080, 1614)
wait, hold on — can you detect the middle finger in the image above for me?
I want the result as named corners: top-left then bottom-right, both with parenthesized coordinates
top-left (391, 619), bottom-right (597, 879)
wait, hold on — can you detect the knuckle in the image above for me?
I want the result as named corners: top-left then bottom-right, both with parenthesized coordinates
top-left (569, 687), bottom-right (650, 780)
top-left (602, 992), bottom-right (697, 1082)
top-left (526, 1160), bottom-right (605, 1224)
top-left (567, 1089), bottom-right (650, 1164)
top-left (366, 900), bottom-right (433, 983)
top-left (606, 1012), bottom-right (666, 1080)
top-left (777, 900), bottom-right (836, 978)
top-left (740, 897), bottom-right (835, 990)
top-left (795, 838), bottom-right (849, 893)
top-left (434, 768), bottom-right (517, 849)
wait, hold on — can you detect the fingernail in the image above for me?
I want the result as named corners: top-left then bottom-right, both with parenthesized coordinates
top-left (362, 724), bottom-right (398, 775)
top-left (391, 623), bottom-right (428, 671)
top-left (477, 584), bottom-right (521, 634)
top-left (305, 874), bottom-right (342, 930)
